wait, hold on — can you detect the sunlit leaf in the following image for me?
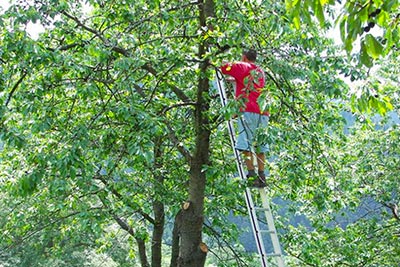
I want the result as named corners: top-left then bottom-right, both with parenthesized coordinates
top-left (365, 34), bottom-right (384, 59)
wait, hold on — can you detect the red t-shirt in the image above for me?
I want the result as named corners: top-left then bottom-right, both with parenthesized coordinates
top-left (221, 61), bottom-right (269, 115)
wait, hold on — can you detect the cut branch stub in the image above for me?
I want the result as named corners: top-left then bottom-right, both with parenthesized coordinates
top-left (199, 242), bottom-right (208, 253)
top-left (183, 201), bottom-right (191, 210)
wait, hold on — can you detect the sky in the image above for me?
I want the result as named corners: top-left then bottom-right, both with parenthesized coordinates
top-left (0, 0), bottom-right (45, 39)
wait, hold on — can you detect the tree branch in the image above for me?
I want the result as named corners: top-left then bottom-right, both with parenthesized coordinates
top-left (4, 208), bottom-right (101, 251)
top-left (144, 63), bottom-right (177, 108)
top-left (203, 222), bottom-right (248, 266)
top-left (141, 63), bottom-right (191, 103)
top-left (61, 11), bottom-right (108, 44)
top-left (383, 202), bottom-right (400, 221)
top-left (46, 42), bottom-right (82, 52)
top-left (61, 10), bottom-right (193, 105)
top-left (6, 71), bottom-right (28, 107)
top-left (113, 215), bottom-right (150, 267)
top-left (95, 175), bottom-right (156, 225)
top-left (161, 102), bottom-right (197, 114)
top-left (165, 123), bottom-right (193, 164)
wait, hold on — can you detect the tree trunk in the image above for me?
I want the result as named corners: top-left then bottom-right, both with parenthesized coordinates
top-left (152, 138), bottom-right (165, 267)
top-left (170, 210), bottom-right (183, 267)
top-left (178, 202), bottom-right (208, 267)
top-left (177, 1), bottom-right (215, 266)
top-left (152, 198), bottom-right (165, 267)
top-left (136, 237), bottom-right (150, 267)
top-left (113, 215), bottom-right (150, 267)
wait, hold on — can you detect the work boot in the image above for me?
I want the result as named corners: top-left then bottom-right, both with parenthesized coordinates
top-left (246, 171), bottom-right (258, 187)
top-left (246, 174), bottom-right (266, 188)
top-left (255, 174), bottom-right (266, 188)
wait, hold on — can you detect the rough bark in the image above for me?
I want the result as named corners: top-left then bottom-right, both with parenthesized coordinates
top-left (151, 208), bottom-right (164, 267)
top-left (178, 202), bottom-right (208, 267)
top-left (136, 237), bottom-right (150, 267)
top-left (152, 138), bottom-right (165, 267)
top-left (177, 1), bottom-right (215, 266)
top-left (170, 210), bottom-right (183, 267)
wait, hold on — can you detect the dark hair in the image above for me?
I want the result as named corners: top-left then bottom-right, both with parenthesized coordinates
top-left (243, 49), bottom-right (257, 62)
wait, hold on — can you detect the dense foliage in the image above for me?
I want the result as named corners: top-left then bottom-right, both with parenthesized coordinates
top-left (0, 0), bottom-right (398, 266)
top-left (286, 0), bottom-right (399, 67)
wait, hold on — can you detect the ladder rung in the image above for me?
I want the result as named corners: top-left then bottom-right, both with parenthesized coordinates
top-left (254, 207), bottom-right (270, 212)
top-left (264, 253), bottom-right (282, 257)
top-left (258, 229), bottom-right (276, 234)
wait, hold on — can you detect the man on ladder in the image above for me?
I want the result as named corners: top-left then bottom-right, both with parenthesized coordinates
top-left (220, 49), bottom-right (269, 188)
top-left (216, 49), bottom-right (286, 267)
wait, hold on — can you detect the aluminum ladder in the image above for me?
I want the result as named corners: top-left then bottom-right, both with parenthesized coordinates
top-left (214, 69), bottom-right (286, 267)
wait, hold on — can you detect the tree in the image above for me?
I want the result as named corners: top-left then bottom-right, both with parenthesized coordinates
top-left (282, 50), bottom-right (400, 266)
top-left (285, 0), bottom-right (400, 67)
top-left (0, 0), bottom-right (399, 267)
top-left (0, 0), bottom-right (247, 266)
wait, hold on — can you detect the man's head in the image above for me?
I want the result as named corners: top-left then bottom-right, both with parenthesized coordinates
top-left (242, 49), bottom-right (257, 62)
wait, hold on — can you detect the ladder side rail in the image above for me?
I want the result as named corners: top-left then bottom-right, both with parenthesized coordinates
top-left (259, 190), bottom-right (286, 267)
top-left (214, 70), bottom-right (269, 267)
top-left (245, 188), bottom-right (269, 266)
top-left (214, 70), bottom-right (246, 179)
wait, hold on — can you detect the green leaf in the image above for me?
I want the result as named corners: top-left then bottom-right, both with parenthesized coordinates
top-left (292, 8), bottom-right (301, 29)
top-left (360, 41), bottom-right (373, 67)
top-left (376, 10), bottom-right (390, 27)
top-left (365, 34), bottom-right (383, 59)
top-left (339, 16), bottom-right (347, 44)
top-left (358, 3), bottom-right (369, 23)
top-left (315, 0), bottom-right (325, 26)
top-left (382, 0), bottom-right (399, 11)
